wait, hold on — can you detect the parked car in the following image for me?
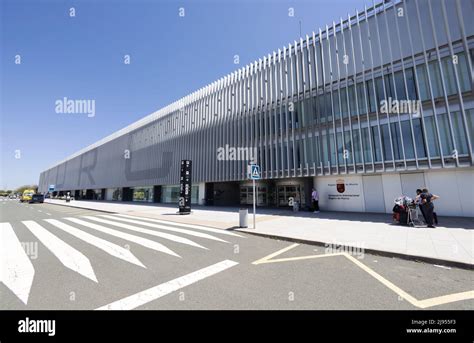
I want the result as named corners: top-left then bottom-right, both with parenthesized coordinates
top-left (29, 194), bottom-right (44, 204)
top-left (20, 189), bottom-right (35, 203)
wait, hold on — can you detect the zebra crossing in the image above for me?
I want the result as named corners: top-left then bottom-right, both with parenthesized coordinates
top-left (0, 214), bottom-right (243, 306)
top-left (0, 222), bottom-right (35, 305)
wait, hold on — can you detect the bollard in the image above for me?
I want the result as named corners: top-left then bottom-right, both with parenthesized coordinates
top-left (239, 208), bottom-right (248, 228)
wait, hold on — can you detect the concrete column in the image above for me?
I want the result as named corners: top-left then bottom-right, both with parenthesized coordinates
top-left (198, 182), bottom-right (206, 205)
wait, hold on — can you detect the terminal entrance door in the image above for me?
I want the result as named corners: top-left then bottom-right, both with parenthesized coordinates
top-left (277, 185), bottom-right (303, 207)
top-left (240, 186), bottom-right (267, 206)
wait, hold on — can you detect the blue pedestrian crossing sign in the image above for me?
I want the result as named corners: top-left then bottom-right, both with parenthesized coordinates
top-left (250, 164), bottom-right (261, 180)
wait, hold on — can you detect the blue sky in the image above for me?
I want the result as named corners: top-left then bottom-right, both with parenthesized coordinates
top-left (1, 0), bottom-right (367, 189)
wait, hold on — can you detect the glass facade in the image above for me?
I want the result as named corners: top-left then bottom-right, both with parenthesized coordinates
top-left (39, 0), bottom-right (474, 195)
top-left (132, 186), bottom-right (153, 202)
top-left (106, 188), bottom-right (122, 201)
top-left (91, 189), bottom-right (103, 200)
top-left (161, 185), bottom-right (199, 204)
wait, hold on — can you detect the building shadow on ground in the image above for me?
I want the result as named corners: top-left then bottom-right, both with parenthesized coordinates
top-left (65, 199), bottom-right (474, 230)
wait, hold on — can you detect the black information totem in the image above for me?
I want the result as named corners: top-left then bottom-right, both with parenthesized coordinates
top-left (179, 160), bottom-right (192, 214)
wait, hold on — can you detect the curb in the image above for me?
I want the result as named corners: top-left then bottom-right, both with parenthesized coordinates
top-left (239, 230), bottom-right (474, 271)
top-left (44, 202), bottom-right (230, 229)
top-left (44, 201), bottom-right (117, 214)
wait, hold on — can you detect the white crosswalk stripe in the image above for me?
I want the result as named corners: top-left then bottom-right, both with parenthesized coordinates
top-left (0, 223), bottom-right (35, 305)
top-left (2, 216), bottom-right (243, 306)
top-left (22, 220), bottom-right (98, 283)
top-left (64, 217), bottom-right (180, 257)
top-left (111, 213), bottom-right (244, 237)
top-left (82, 216), bottom-right (208, 250)
top-left (96, 259), bottom-right (239, 310)
top-left (45, 219), bottom-right (146, 268)
top-left (99, 215), bottom-right (229, 243)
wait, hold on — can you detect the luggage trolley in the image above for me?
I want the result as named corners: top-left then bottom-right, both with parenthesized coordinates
top-left (407, 202), bottom-right (425, 227)
top-left (393, 196), bottom-right (426, 227)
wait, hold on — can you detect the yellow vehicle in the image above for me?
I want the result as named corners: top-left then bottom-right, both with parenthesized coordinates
top-left (20, 189), bottom-right (35, 203)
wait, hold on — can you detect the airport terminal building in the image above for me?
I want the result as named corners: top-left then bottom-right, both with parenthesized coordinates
top-left (39, 0), bottom-right (474, 217)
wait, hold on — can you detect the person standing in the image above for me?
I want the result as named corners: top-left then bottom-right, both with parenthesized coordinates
top-left (415, 188), bottom-right (427, 223)
top-left (420, 188), bottom-right (439, 228)
top-left (311, 188), bottom-right (320, 213)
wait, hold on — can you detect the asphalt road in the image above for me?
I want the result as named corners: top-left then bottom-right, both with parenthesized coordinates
top-left (0, 198), bottom-right (473, 310)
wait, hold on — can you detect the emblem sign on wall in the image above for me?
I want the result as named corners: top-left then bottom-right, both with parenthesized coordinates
top-left (336, 179), bottom-right (345, 193)
top-left (316, 176), bottom-right (364, 212)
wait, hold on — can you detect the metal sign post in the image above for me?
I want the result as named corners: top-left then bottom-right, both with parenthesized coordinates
top-left (253, 178), bottom-right (256, 230)
top-left (249, 164), bottom-right (261, 229)
top-left (48, 185), bottom-right (55, 198)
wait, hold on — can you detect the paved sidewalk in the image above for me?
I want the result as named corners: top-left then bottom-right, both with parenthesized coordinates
top-left (45, 199), bottom-right (474, 266)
